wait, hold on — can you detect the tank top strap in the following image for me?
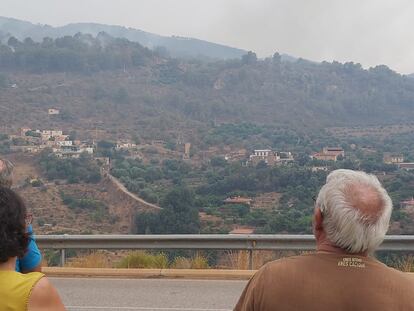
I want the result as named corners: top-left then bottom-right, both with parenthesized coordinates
top-left (0, 271), bottom-right (44, 311)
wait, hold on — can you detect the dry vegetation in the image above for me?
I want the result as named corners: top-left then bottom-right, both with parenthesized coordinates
top-left (65, 251), bottom-right (414, 273)
top-left (394, 255), bottom-right (414, 273)
top-left (67, 251), bottom-right (209, 269)
top-left (327, 124), bottom-right (414, 139)
top-left (66, 252), bottom-right (113, 269)
top-left (6, 153), bottom-right (132, 234)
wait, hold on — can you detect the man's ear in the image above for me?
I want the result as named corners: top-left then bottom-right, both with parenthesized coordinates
top-left (314, 208), bottom-right (323, 231)
top-left (313, 207), bottom-right (325, 242)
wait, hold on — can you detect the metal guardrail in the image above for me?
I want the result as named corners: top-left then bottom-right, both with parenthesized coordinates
top-left (36, 234), bottom-right (414, 269)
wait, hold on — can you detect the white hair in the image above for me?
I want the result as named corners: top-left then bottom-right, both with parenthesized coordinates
top-left (316, 169), bottom-right (392, 254)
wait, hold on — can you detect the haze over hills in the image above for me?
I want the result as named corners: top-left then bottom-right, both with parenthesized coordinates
top-left (0, 16), bottom-right (301, 62)
top-left (1, 32), bottom-right (414, 139)
top-left (1, 21), bottom-right (414, 239)
top-left (0, 16), bottom-right (248, 60)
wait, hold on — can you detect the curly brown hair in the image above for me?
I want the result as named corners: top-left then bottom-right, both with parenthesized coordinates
top-left (0, 187), bottom-right (28, 263)
top-left (0, 159), bottom-right (14, 188)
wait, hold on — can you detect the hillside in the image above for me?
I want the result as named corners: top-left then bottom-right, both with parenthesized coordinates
top-left (0, 16), bottom-right (246, 60)
top-left (1, 34), bottom-right (414, 142)
top-left (7, 152), bottom-right (160, 234)
top-left (1, 34), bottom-right (414, 236)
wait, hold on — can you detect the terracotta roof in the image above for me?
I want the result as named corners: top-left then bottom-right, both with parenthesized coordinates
top-left (401, 198), bottom-right (414, 205)
top-left (229, 227), bottom-right (255, 234)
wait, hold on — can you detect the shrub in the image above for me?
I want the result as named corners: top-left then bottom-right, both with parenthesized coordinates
top-left (60, 192), bottom-right (106, 211)
top-left (67, 252), bottom-right (112, 268)
top-left (30, 179), bottom-right (43, 187)
top-left (171, 257), bottom-right (192, 269)
top-left (116, 251), bottom-right (168, 269)
top-left (170, 255), bottom-right (209, 269)
top-left (190, 254), bottom-right (209, 269)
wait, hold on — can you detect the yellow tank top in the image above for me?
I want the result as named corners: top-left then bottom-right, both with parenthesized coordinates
top-left (0, 270), bottom-right (44, 311)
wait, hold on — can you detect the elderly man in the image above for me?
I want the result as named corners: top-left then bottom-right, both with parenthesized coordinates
top-left (0, 158), bottom-right (42, 273)
top-left (235, 169), bottom-right (414, 311)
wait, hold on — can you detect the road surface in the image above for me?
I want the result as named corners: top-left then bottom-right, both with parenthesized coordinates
top-left (51, 277), bottom-right (247, 311)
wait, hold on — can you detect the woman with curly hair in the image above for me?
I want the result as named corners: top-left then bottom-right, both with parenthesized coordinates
top-left (0, 186), bottom-right (65, 310)
top-left (0, 158), bottom-right (43, 274)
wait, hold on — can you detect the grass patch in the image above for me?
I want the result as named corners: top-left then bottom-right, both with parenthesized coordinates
top-left (395, 255), bottom-right (414, 272)
top-left (67, 252), bottom-right (112, 268)
top-left (171, 254), bottom-right (209, 269)
top-left (116, 251), bottom-right (168, 269)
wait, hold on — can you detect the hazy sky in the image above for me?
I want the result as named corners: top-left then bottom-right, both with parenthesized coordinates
top-left (1, 0), bottom-right (413, 73)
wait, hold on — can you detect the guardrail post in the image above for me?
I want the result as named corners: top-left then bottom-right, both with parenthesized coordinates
top-left (60, 249), bottom-right (65, 267)
top-left (248, 250), bottom-right (253, 270)
top-left (248, 240), bottom-right (256, 270)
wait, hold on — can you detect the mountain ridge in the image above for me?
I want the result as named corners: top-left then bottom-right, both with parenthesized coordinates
top-left (0, 32), bottom-right (414, 133)
top-left (0, 16), bottom-right (247, 59)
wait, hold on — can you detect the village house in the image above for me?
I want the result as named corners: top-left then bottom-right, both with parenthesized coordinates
top-left (20, 128), bottom-right (32, 137)
top-left (249, 149), bottom-right (279, 166)
top-left (249, 149), bottom-right (294, 166)
top-left (397, 163), bottom-right (414, 171)
top-left (41, 130), bottom-right (64, 142)
top-left (383, 153), bottom-right (404, 164)
top-left (57, 140), bottom-right (73, 147)
top-left (53, 144), bottom-right (94, 158)
top-left (311, 166), bottom-right (329, 172)
top-left (311, 147), bottom-right (345, 161)
top-left (278, 151), bottom-right (294, 163)
top-left (42, 130), bottom-right (63, 137)
top-left (223, 196), bottom-right (253, 205)
top-left (115, 141), bottom-right (137, 150)
top-left (400, 198), bottom-right (414, 208)
top-left (54, 135), bottom-right (69, 142)
top-left (80, 146), bottom-right (94, 154)
top-left (45, 140), bottom-right (57, 147)
top-left (48, 108), bottom-right (60, 115)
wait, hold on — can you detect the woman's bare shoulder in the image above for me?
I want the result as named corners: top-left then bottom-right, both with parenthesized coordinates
top-left (28, 276), bottom-right (66, 311)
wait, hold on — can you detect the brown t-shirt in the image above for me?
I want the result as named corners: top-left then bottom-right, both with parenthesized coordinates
top-left (234, 252), bottom-right (414, 311)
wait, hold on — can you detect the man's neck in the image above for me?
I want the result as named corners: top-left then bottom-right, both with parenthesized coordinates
top-left (316, 240), bottom-right (368, 257)
top-left (0, 257), bottom-right (17, 271)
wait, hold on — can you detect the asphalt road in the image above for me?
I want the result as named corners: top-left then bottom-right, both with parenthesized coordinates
top-left (50, 277), bottom-right (247, 311)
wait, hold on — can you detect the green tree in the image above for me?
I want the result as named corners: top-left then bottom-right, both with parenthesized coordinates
top-left (113, 87), bottom-right (130, 104)
top-left (159, 187), bottom-right (200, 233)
top-left (242, 51), bottom-right (258, 65)
top-left (134, 187), bottom-right (200, 234)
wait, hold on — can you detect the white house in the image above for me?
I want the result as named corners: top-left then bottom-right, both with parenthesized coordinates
top-left (48, 108), bottom-right (60, 115)
top-left (57, 141), bottom-right (73, 147)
